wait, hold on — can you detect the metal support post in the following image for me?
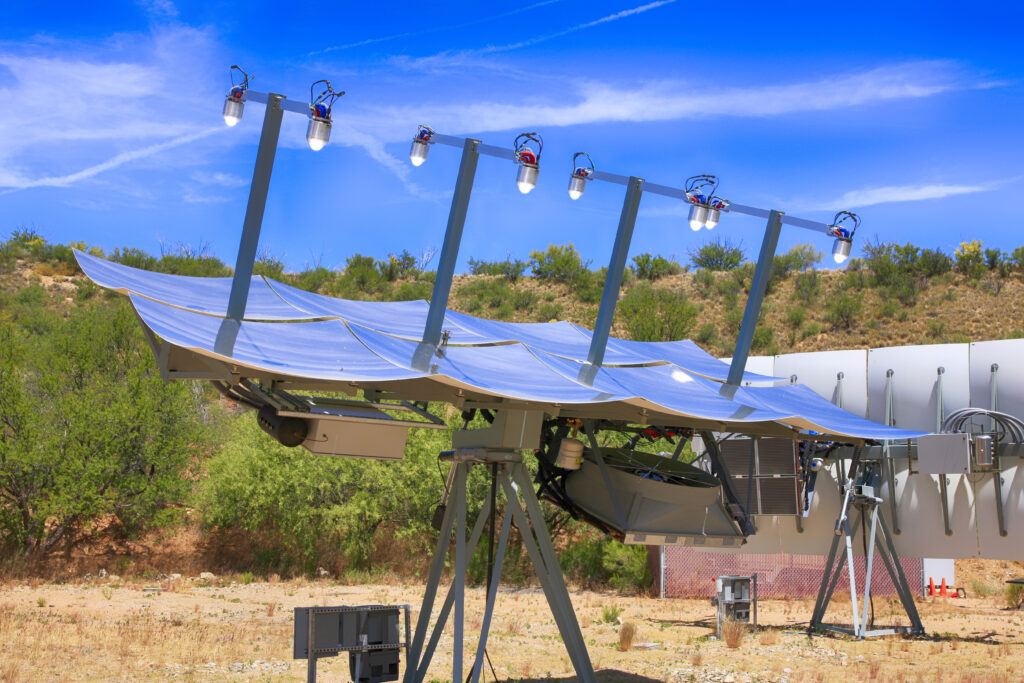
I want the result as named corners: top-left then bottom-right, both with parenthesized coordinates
top-left (420, 138), bottom-right (481, 352)
top-left (579, 176), bottom-right (644, 386)
top-left (406, 457), bottom-right (595, 683)
top-left (725, 209), bottom-right (784, 390)
top-left (227, 93), bottom-right (285, 321)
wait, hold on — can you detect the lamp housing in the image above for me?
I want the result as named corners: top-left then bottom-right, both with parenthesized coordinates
top-left (517, 163), bottom-right (539, 194)
top-left (409, 125), bottom-right (434, 166)
top-left (567, 174), bottom-right (587, 200)
top-left (306, 114), bottom-right (331, 151)
top-left (223, 94), bottom-right (244, 127)
top-left (688, 203), bottom-right (708, 231)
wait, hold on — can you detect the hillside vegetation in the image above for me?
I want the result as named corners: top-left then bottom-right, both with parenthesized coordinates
top-left (1, 228), bottom-right (1022, 586)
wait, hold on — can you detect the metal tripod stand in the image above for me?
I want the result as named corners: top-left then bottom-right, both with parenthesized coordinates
top-left (403, 451), bottom-right (596, 683)
top-left (809, 455), bottom-right (924, 639)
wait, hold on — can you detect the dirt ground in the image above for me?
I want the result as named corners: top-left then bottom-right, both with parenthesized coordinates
top-left (2, 573), bottom-right (1023, 683)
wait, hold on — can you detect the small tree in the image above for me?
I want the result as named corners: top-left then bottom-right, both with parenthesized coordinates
top-left (689, 238), bottom-right (745, 271)
top-left (529, 244), bottom-right (591, 285)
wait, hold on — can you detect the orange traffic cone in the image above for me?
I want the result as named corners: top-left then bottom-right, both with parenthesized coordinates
top-left (928, 577), bottom-right (936, 596)
top-left (940, 578), bottom-right (949, 597)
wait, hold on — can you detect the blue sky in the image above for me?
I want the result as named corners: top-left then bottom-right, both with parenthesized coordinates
top-left (1, 1), bottom-right (1022, 272)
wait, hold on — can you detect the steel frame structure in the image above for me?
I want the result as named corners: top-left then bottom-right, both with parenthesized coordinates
top-left (403, 452), bottom-right (596, 683)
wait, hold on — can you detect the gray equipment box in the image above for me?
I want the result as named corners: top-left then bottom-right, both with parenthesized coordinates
top-left (711, 574), bottom-right (757, 636)
top-left (294, 604), bottom-right (408, 683)
top-left (917, 433), bottom-right (971, 474)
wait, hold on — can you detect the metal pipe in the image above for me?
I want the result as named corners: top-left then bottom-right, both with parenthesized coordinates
top-left (226, 93), bottom-right (285, 321)
top-left (725, 210), bottom-right (784, 387)
top-left (580, 176), bottom-right (644, 385)
top-left (422, 138), bottom-right (481, 349)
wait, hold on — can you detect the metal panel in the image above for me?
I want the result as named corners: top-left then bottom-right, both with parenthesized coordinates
top-left (867, 344), bottom-right (971, 432)
top-left (718, 355), bottom-right (777, 386)
top-left (969, 339), bottom-right (1024, 420)
top-left (774, 349), bottom-right (869, 418)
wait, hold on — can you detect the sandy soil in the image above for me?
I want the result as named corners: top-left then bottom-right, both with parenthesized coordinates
top-left (2, 574), bottom-right (1023, 682)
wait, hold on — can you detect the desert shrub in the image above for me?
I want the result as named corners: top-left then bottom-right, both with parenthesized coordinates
top-left (616, 283), bottom-right (699, 342)
top-left (693, 268), bottom-right (715, 295)
top-left (393, 280), bottom-right (432, 301)
top-left (574, 269), bottom-right (605, 304)
top-left (1010, 246), bottom-right (1024, 272)
top-left (721, 617), bottom-right (745, 648)
top-left (751, 325), bottom-right (778, 355)
top-left (197, 412), bottom-right (471, 573)
top-left (457, 278), bottom-right (513, 312)
top-left (695, 322), bottom-right (717, 346)
top-left (0, 303), bottom-right (210, 556)
top-left (601, 604), bottom-right (624, 624)
top-left (689, 238), bottom-right (745, 271)
top-left (559, 533), bottom-right (651, 593)
top-left (825, 293), bottom-right (862, 329)
top-left (512, 289), bottom-right (537, 310)
top-left (530, 244), bottom-right (591, 285)
top-left (252, 253), bottom-right (285, 281)
top-left (111, 246), bottom-right (158, 271)
top-left (1005, 582), bottom-right (1024, 609)
top-left (618, 622), bottom-right (637, 651)
top-left (766, 244), bottom-right (821, 292)
top-left (792, 270), bottom-right (821, 303)
top-left (468, 254), bottom-right (528, 282)
top-left (918, 248), bottom-right (953, 277)
top-left (785, 305), bottom-right (806, 329)
top-left (984, 248), bottom-right (1004, 271)
top-left (632, 253), bottom-right (682, 280)
top-left (290, 266), bottom-right (335, 293)
top-left (535, 302), bottom-right (563, 321)
top-left (377, 250), bottom-right (418, 281)
top-left (954, 240), bottom-right (986, 280)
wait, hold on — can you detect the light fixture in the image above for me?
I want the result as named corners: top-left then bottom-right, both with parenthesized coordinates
top-left (222, 65), bottom-right (251, 127)
top-left (828, 210), bottom-right (860, 264)
top-left (410, 125), bottom-right (434, 166)
top-left (306, 79), bottom-right (344, 152)
top-left (514, 132), bottom-right (543, 194)
top-left (684, 174), bottom-right (720, 231)
top-left (705, 198), bottom-right (729, 230)
top-left (567, 152), bottom-right (594, 200)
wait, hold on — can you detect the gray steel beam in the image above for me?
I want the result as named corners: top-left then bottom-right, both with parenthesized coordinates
top-left (580, 176), bottom-right (644, 385)
top-left (226, 92), bottom-right (285, 321)
top-left (421, 138), bottom-right (480, 351)
top-left (725, 209), bottom-right (784, 388)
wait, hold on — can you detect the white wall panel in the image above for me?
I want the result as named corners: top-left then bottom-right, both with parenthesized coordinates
top-left (774, 350), bottom-right (869, 418)
top-left (867, 344), bottom-right (970, 432)
top-left (969, 339), bottom-right (1024, 420)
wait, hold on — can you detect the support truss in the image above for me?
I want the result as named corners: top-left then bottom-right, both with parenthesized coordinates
top-left (403, 456), bottom-right (596, 683)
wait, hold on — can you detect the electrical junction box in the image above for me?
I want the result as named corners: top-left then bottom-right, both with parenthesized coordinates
top-left (452, 409), bottom-right (543, 450)
top-left (916, 433), bottom-right (972, 474)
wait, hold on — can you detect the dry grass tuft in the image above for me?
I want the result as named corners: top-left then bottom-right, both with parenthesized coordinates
top-left (618, 622), bottom-right (637, 651)
top-left (689, 649), bottom-right (702, 666)
top-left (504, 615), bottom-right (525, 635)
top-left (721, 617), bottom-right (745, 649)
top-left (759, 629), bottom-right (778, 646)
top-left (265, 602), bottom-right (276, 617)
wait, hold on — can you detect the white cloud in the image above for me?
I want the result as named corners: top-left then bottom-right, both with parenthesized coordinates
top-left (0, 26), bottom-right (226, 192)
top-left (2, 128), bottom-right (223, 191)
top-left (191, 170), bottom-right (248, 188)
top-left (138, 0), bottom-right (179, 19)
top-left (478, 0), bottom-right (677, 54)
top-left (811, 182), bottom-right (997, 209)
top-left (349, 61), bottom-right (975, 143)
top-left (311, 0), bottom-right (564, 56)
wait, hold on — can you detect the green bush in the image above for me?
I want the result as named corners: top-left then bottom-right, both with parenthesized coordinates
top-left (290, 266), bottom-right (335, 293)
top-left (457, 278), bottom-right (513, 312)
top-left (1010, 247), bottom-right (1024, 272)
top-left (468, 255), bottom-right (528, 282)
top-left (616, 283), bottom-right (699, 342)
top-left (111, 247), bottom-right (158, 271)
top-left (535, 302), bottom-right (563, 321)
top-left (792, 270), bottom-right (821, 303)
top-left (197, 412), bottom-right (474, 573)
top-left (825, 293), bottom-right (862, 329)
top-left (695, 322), bottom-right (717, 346)
top-left (689, 238), bottom-right (745, 271)
top-left (558, 533), bottom-right (651, 593)
top-left (632, 253), bottom-right (682, 280)
top-left (954, 240), bottom-right (986, 280)
top-left (0, 302), bottom-right (210, 556)
top-left (751, 325), bottom-right (778, 355)
top-left (574, 269), bottom-right (605, 304)
top-left (785, 305), bottom-right (806, 329)
top-left (377, 251), bottom-right (418, 281)
top-left (530, 244), bottom-right (591, 285)
top-left (253, 253), bottom-right (285, 281)
top-left (393, 280), bottom-right (432, 301)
